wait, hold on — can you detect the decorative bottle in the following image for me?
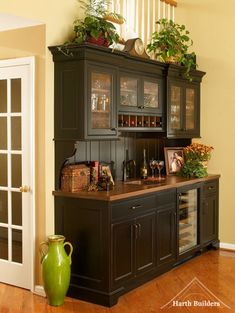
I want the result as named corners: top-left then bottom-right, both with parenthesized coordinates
top-left (140, 148), bottom-right (148, 179)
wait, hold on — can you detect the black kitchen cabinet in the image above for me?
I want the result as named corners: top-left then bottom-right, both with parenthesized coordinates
top-left (119, 71), bottom-right (163, 115)
top-left (201, 179), bottom-right (219, 246)
top-left (156, 189), bottom-right (177, 267)
top-left (111, 211), bottom-right (156, 288)
top-left (111, 194), bottom-right (156, 288)
top-left (50, 44), bottom-right (205, 139)
top-left (52, 57), bottom-right (118, 140)
top-left (167, 65), bottom-right (205, 138)
top-left (87, 63), bottom-right (117, 138)
top-left (54, 176), bottom-right (219, 307)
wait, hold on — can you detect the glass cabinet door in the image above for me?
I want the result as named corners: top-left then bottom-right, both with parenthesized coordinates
top-left (120, 76), bottom-right (139, 108)
top-left (91, 72), bottom-right (111, 129)
top-left (169, 85), bottom-right (182, 131)
top-left (143, 80), bottom-right (159, 109)
top-left (88, 66), bottom-right (117, 137)
top-left (178, 189), bottom-right (198, 254)
top-left (185, 87), bottom-right (195, 130)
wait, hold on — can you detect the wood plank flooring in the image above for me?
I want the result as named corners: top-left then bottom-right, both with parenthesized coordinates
top-left (0, 250), bottom-right (234, 313)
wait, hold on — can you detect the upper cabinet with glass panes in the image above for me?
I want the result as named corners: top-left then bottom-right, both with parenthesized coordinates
top-left (119, 73), bottom-right (163, 115)
top-left (167, 65), bottom-right (206, 139)
top-left (49, 44), bottom-right (205, 140)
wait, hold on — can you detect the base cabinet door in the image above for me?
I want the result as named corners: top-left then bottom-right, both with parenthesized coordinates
top-left (135, 212), bottom-right (156, 275)
top-left (201, 194), bottom-right (218, 245)
top-left (156, 206), bottom-right (176, 267)
top-left (111, 220), bottom-right (135, 287)
top-left (111, 212), bottom-right (156, 287)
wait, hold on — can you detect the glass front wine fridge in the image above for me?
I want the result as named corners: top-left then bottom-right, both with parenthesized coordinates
top-left (178, 186), bottom-right (199, 254)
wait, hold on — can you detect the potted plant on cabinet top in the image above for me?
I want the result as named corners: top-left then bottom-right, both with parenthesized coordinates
top-left (147, 18), bottom-right (196, 80)
top-left (179, 143), bottom-right (214, 178)
top-left (70, 0), bottom-right (124, 47)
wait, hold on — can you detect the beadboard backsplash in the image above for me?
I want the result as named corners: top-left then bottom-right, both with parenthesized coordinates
top-left (55, 134), bottom-right (191, 189)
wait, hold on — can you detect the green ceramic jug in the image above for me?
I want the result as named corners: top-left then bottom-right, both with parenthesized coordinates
top-left (40, 235), bottom-right (73, 306)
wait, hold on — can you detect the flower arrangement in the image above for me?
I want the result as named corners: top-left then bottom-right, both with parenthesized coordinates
top-left (179, 143), bottom-right (214, 178)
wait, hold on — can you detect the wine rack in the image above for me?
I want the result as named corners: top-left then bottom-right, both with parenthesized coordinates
top-left (178, 190), bottom-right (198, 254)
top-left (118, 114), bottom-right (162, 129)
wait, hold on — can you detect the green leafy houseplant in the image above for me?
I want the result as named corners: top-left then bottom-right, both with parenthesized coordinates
top-left (68, 0), bottom-right (123, 46)
top-left (179, 143), bottom-right (214, 178)
top-left (147, 19), bottom-right (196, 80)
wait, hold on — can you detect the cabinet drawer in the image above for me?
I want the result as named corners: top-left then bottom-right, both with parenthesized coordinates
top-left (203, 180), bottom-right (218, 195)
top-left (156, 189), bottom-right (176, 207)
top-left (111, 195), bottom-right (156, 220)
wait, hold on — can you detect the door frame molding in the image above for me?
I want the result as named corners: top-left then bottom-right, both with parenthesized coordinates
top-left (0, 56), bottom-right (35, 291)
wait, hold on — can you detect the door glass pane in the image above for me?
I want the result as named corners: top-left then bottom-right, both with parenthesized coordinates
top-left (11, 117), bottom-right (21, 150)
top-left (0, 117), bottom-right (7, 150)
top-left (12, 229), bottom-right (22, 263)
top-left (0, 227), bottom-right (8, 260)
top-left (186, 88), bottom-right (195, 130)
top-left (170, 86), bottom-right (181, 130)
top-left (120, 76), bottom-right (138, 107)
top-left (12, 192), bottom-right (22, 226)
top-left (144, 81), bottom-right (159, 108)
top-left (0, 191), bottom-right (8, 223)
top-left (0, 80), bottom-right (7, 113)
top-left (0, 154), bottom-right (8, 186)
top-left (11, 79), bottom-right (21, 113)
top-left (91, 72), bottom-right (111, 129)
top-left (179, 189), bottom-right (198, 254)
top-left (11, 154), bottom-right (22, 188)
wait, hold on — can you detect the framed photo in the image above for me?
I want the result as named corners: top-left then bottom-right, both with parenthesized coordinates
top-left (164, 147), bottom-right (184, 175)
top-left (100, 165), bottom-right (115, 185)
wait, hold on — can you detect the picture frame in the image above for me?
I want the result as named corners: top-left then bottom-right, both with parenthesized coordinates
top-left (164, 147), bottom-right (184, 175)
top-left (100, 164), bottom-right (115, 185)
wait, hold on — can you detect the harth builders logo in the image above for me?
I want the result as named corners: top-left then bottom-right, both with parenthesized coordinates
top-left (161, 277), bottom-right (231, 310)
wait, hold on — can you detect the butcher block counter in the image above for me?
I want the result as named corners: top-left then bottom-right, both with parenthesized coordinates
top-left (53, 174), bottom-right (220, 201)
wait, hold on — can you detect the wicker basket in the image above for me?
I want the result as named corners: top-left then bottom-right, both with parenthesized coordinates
top-left (61, 164), bottom-right (90, 192)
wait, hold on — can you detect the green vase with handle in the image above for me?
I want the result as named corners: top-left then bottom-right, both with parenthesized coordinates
top-left (40, 235), bottom-right (73, 306)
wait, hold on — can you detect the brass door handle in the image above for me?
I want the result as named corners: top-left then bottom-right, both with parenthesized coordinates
top-left (19, 185), bottom-right (30, 193)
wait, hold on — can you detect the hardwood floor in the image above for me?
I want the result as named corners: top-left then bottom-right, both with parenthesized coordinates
top-left (0, 250), bottom-right (234, 313)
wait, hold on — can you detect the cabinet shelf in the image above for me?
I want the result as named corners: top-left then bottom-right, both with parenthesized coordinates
top-left (91, 110), bottom-right (110, 114)
top-left (92, 88), bottom-right (110, 93)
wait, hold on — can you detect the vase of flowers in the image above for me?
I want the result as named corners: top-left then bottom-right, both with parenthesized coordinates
top-left (179, 143), bottom-right (214, 178)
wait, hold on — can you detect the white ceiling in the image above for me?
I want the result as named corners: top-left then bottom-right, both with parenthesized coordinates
top-left (0, 12), bottom-right (43, 32)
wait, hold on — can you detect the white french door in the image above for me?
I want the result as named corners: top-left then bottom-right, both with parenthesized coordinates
top-left (0, 57), bottom-right (35, 289)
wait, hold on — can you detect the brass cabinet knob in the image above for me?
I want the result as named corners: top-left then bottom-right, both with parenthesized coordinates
top-left (19, 185), bottom-right (30, 193)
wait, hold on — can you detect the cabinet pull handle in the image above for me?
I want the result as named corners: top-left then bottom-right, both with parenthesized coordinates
top-left (110, 127), bottom-right (117, 131)
top-left (133, 224), bottom-right (138, 240)
top-left (131, 205), bottom-right (142, 210)
top-left (137, 223), bottom-right (141, 237)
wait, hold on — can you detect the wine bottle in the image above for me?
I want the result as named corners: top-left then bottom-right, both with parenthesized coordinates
top-left (140, 149), bottom-right (148, 179)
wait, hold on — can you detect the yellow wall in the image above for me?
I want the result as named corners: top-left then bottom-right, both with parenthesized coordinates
top-left (177, 0), bottom-right (235, 244)
top-left (0, 0), bottom-right (234, 285)
top-left (0, 25), bottom-right (46, 283)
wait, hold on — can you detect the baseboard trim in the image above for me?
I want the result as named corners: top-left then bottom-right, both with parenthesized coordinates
top-left (34, 285), bottom-right (46, 297)
top-left (220, 242), bottom-right (235, 251)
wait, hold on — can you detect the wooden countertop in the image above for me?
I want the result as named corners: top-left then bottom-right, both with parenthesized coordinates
top-left (53, 174), bottom-right (220, 202)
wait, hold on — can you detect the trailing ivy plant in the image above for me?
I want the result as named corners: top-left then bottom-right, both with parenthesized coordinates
top-left (147, 19), bottom-right (197, 81)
